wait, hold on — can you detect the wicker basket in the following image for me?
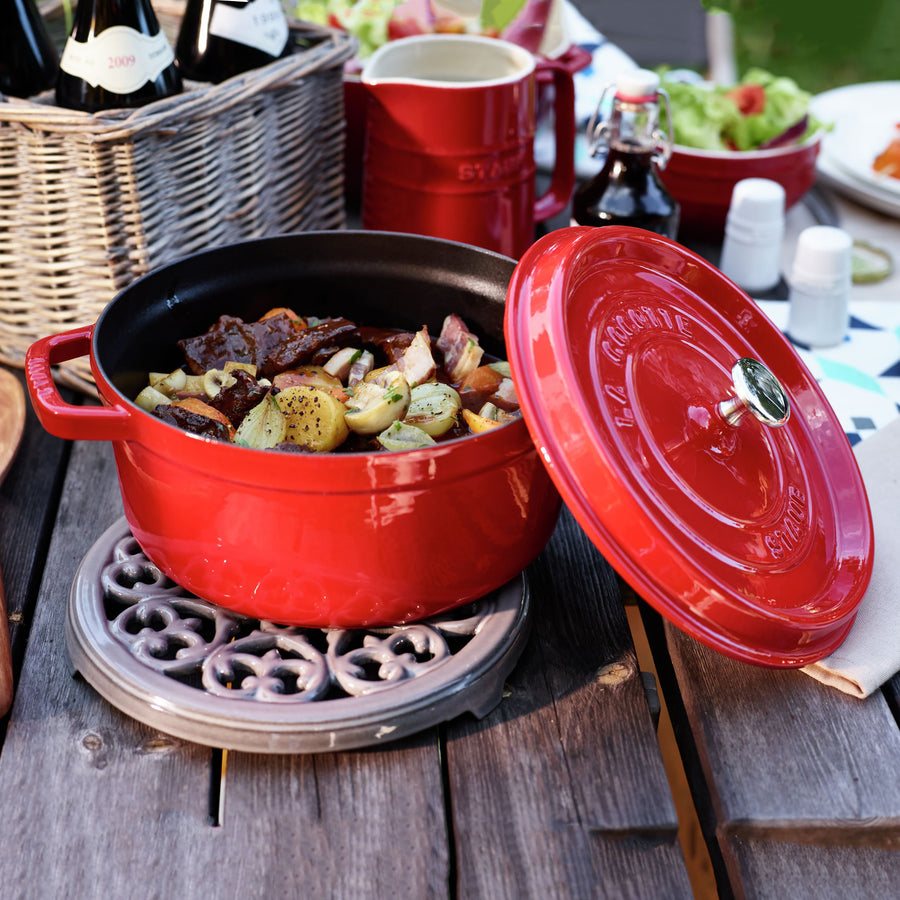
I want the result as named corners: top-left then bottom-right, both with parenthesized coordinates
top-left (0, 1), bottom-right (357, 393)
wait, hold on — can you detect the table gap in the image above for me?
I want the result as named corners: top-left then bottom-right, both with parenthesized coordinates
top-left (438, 723), bottom-right (458, 896)
top-left (623, 589), bottom-right (722, 900)
top-left (207, 746), bottom-right (226, 827)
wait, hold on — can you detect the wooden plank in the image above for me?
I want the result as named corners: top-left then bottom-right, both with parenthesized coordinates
top-left (0, 438), bottom-right (225, 896)
top-left (218, 737), bottom-right (449, 896)
top-left (448, 509), bottom-right (693, 898)
top-left (574, 0), bottom-right (708, 69)
top-left (0, 431), bottom-right (454, 896)
top-left (647, 612), bottom-right (900, 898)
top-left (662, 621), bottom-right (900, 842)
top-left (725, 837), bottom-right (900, 900)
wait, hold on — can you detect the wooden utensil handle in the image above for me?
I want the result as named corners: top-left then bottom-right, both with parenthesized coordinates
top-left (0, 573), bottom-right (14, 717)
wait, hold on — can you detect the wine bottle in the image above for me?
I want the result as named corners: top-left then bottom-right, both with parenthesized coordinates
top-left (56, 0), bottom-right (183, 113)
top-left (176, 0), bottom-right (291, 85)
top-left (0, 0), bottom-right (59, 98)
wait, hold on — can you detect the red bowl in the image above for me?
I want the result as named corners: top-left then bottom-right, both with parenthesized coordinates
top-left (25, 232), bottom-right (561, 628)
top-left (660, 134), bottom-right (822, 239)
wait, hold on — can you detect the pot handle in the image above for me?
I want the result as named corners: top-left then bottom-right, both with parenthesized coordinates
top-left (533, 54), bottom-right (579, 224)
top-left (25, 326), bottom-right (135, 442)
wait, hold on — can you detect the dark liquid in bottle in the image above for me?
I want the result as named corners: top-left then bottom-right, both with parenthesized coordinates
top-left (0, 0), bottom-right (59, 98)
top-left (572, 143), bottom-right (679, 238)
top-left (176, 0), bottom-right (291, 84)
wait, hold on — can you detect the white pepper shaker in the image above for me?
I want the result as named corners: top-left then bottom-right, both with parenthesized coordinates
top-left (787, 226), bottom-right (853, 348)
top-left (718, 178), bottom-right (786, 293)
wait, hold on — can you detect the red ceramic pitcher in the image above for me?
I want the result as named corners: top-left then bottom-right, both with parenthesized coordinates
top-left (360, 34), bottom-right (575, 259)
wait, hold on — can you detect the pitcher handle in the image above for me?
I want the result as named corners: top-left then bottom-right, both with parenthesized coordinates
top-left (533, 51), bottom-right (581, 223)
top-left (25, 327), bottom-right (135, 442)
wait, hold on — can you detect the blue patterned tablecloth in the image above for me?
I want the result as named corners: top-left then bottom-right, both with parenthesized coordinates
top-left (756, 300), bottom-right (900, 445)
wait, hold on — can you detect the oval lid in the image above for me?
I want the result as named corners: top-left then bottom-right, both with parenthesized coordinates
top-left (505, 226), bottom-right (873, 667)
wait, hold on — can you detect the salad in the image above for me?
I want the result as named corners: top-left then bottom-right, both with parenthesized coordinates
top-left (660, 68), bottom-right (825, 152)
top-left (292, 0), bottom-right (552, 58)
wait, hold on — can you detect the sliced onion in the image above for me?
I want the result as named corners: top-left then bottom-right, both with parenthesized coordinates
top-left (377, 422), bottom-right (436, 451)
top-left (404, 383), bottom-right (461, 437)
top-left (758, 115), bottom-right (809, 150)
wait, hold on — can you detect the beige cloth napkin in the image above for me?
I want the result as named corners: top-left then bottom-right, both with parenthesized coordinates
top-left (802, 415), bottom-right (900, 697)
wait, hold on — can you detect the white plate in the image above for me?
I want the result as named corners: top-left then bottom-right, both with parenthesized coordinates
top-left (811, 81), bottom-right (900, 217)
top-left (829, 110), bottom-right (900, 195)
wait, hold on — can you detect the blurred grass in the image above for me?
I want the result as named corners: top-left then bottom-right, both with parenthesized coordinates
top-left (708, 0), bottom-right (900, 93)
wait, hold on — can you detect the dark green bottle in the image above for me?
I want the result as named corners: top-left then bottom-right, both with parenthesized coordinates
top-left (176, 0), bottom-right (291, 84)
top-left (56, 0), bottom-right (183, 113)
top-left (0, 0), bottom-right (59, 98)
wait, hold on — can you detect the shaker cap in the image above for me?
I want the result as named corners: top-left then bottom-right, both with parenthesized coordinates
top-left (726, 178), bottom-right (786, 231)
top-left (616, 68), bottom-right (660, 102)
top-left (790, 225), bottom-right (853, 288)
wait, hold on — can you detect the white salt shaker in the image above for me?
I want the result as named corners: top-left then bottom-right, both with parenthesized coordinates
top-left (787, 226), bottom-right (853, 347)
top-left (718, 178), bottom-right (786, 293)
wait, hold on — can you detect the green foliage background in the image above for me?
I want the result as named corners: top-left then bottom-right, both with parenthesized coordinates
top-left (707, 0), bottom-right (900, 92)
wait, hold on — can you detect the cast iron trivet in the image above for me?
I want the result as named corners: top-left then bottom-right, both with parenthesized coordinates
top-left (67, 517), bottom-right (532, 753)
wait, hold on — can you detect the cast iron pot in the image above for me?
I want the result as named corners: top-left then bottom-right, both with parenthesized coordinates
top-left (26, 232), bottom-right (562, 627)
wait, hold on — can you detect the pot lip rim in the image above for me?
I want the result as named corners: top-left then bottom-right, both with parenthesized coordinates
top-left (360, 33), bottom-right (536, 89)
top-left (90, 229), bottom-right (530, 480)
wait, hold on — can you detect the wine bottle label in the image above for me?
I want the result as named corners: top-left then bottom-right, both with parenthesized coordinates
top-left (60, 26), bottom-right (175, 94)
top-left (209, 0), bottom-right (289, 57)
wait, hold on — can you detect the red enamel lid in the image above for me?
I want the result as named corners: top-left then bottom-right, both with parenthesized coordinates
top-left (505, 226), bottom-right (873, 667)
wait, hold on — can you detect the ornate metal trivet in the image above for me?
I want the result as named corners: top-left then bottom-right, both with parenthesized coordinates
top-left (67, 517), bottom-right (532, 753)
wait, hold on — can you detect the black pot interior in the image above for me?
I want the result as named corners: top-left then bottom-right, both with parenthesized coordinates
top-left (95, 231), bottom-right (517, 401)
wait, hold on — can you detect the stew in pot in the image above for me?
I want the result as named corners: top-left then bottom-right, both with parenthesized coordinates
top-left (135, 307), bottom-right (521, 453)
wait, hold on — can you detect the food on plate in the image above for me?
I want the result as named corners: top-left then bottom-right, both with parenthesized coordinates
top-left (873, 126), bottom-right (900, 179)
top-left (135, 308), bottom-right (521, 453)
top-left (660, 68), bottom-right (824, 152)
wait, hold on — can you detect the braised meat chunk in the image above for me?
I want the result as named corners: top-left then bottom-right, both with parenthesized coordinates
top-left (179, 313), bottom-right (359, 378)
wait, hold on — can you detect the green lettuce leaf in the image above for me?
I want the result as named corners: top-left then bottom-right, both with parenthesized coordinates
top-left (480, 0), bottom-right (528, 33)
top-left (727, 69), bottom-right (814, 150)
top-left (293, 0), bottom-right (403, 58)
top-left (661, 67), bottom-right (822, 151)
top-left (663, 79), bottom-right (741, 150)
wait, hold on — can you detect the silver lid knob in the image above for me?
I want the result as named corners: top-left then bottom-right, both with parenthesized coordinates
top-left (718, 358), bottom-right (790, 427)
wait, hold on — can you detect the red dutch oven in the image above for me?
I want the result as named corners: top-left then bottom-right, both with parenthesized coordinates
top-left (26, 231), bottom-right (562, 628)
top-left (26, 226), bottom-right (874, 668)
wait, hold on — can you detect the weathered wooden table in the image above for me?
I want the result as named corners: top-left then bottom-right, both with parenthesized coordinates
top-left (0, 369), bottom-right (695, 898)
top-left (2, 194), bottom-right (900, 900)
